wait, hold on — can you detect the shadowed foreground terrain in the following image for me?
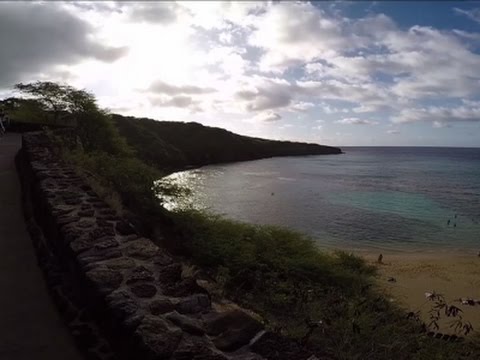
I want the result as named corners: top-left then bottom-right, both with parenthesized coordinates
top-left (0, 133), bottom-right (82, 360)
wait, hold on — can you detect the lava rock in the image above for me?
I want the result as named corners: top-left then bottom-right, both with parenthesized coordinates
top-left (115, 220), bottom-right (136, 235)
top-left (166, 311), bottom-right (205, 335)
top-left (134, 316), bottom-right (183, 358)
top-left (126, 266), bottom-right (155, 284)
top-left (124, 238), bottom-right (159, 260)
top-left (107, 290), bottom-right (139, 321)
top-left (85, 267), bottom-right (123, 295)
top-left (176, 294), bottom-right (211, 314)
top-left (150, 298), bottom-right (176, 315)
top-left (205, 310), bottom-right (263, 352)
top-left (130, 283), bottom-right (158, 298)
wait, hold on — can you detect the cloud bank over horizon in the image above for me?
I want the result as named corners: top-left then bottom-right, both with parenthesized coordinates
top-left (1, 1), bottom-right (480, 146)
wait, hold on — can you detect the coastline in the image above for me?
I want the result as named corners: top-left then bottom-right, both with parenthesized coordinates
top-left (359, 250), bottom-right (480, 335)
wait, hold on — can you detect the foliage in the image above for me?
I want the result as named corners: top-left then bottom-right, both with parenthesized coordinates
top-left (112, 114), bottom-right (341, 171)
top-left (0, 97), bottom-right (50, 124)
top-left (170, 209), bottom-right (480, 359)
top-left (9, 81), bottom-right (479, 359)
top-left (14, 81), bottom-right (130, 156)
top-left (425, 292), bottom-right (474, 336)
top-left (15, 82), bottom-right (94, 120)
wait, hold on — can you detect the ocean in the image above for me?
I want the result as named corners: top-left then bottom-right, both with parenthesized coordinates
top-left (163, 147), bottom-right (480, 253)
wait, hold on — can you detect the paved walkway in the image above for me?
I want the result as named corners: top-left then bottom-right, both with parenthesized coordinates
top-left (0, 133), bottom-right (82, 360)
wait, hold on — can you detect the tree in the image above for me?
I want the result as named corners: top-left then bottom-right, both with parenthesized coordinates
top-left (14, 81), bottom-right (131, 156)
top-left (0, 97), bottom-right (48, 124)
top-left (14, 82), bottom-right (96, 123)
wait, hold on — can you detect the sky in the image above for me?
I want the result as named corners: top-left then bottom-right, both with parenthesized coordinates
top-left (1, 1), bottom-right (480, 147)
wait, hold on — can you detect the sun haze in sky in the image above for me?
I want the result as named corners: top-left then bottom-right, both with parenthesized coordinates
top-left (1, 1), bottom-right (480, 147)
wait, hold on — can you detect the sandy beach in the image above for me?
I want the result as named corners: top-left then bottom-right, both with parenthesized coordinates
top-left (358, 250), bottom-right (480, 336)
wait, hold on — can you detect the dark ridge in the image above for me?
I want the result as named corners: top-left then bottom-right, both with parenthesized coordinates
top-left (112, 114), bottom-right (342, 172)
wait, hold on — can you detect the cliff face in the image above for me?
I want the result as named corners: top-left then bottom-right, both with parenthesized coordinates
top-left (112, 114), bottom-right (342, 171)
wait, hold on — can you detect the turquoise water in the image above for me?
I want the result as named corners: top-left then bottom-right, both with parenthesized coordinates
top-left (164, 147), bottom-right (480, 253)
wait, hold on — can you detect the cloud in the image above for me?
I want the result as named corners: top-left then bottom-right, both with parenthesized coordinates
top-left (126, 2), bottom-right (180, 24)
top-left (387, 129), bottom-right (400, 134)
top-left (454, 7), bottom-right (480, 24)
top-left (290, 101), bottom-right (315, 112)
top-left (150, 95), bottom-right (202, 112)
top-left (392, 105), bottom-right (480, 125)
top-left (432, 121), bottom-right (451, 129)
top-left (336, 117), bottom-right (376, 125)
top-left (296, 80), bottom-right (391, 107)
top-left (452, 29), bottom-right (480, 41)
top-left (253, 111), bottom-right (282, 122)
top-left (249, 2), bottom-right (348, 72)
top-left (0, 2), bottom-right (128, 88)
top-left (244, 2), bottom-right (480, 120)
top-left (235, 78), bottom-right (293, 111)
top-left (3, 0), bottom-right (480, 144)
top-left (149, 80), bottom-right (216, 95)
top-left (91, 45), bottom-right (129, 62)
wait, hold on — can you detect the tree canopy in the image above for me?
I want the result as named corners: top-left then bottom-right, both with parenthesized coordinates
top-left (14, 81), bottom-right (98, 122)
top-left (14, 81), bottom-right (130, 156)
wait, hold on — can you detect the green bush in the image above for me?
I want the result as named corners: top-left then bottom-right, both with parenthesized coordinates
top-left (169, 209), bottom-right (480, 359)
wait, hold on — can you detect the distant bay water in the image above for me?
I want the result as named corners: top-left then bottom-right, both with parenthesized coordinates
top-left (163, 147), bottom-right (480, 253)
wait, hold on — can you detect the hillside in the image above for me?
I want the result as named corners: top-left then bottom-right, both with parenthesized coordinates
top-left (112, 114), bottom-right (342, 171)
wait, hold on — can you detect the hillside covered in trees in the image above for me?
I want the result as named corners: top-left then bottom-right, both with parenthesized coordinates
top-left (112, 114), bottom-right (342, 172)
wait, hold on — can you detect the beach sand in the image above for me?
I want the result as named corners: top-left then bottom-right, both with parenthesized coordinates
top-left (359, 251), bottom-right (480, 335)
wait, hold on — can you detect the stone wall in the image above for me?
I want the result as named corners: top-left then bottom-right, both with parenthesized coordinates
top-left (16, 131), bottom-right (284, 360)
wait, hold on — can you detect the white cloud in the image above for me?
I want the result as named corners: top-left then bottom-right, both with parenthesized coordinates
top-left (252, 111), bottom-right (282, 122)
top-left (454, 7), bottom-right (480, 24)
top-left (290, 101), bottom-right (315, 112)
top-left (249, 2), bottom-right (348, 73)
top-left (235, 77), bottom-right (293, 111)
top-left (392, 105), bottom-right (480, 125)
top-left (2, 1), bottom-right (480, 144)
top-left (387, 129), bottom-right (400, 134)
top-left (150, 95), bottom-right (203, 113)
top-left (149, 80), bottom-right (216, 95)
top-left (336, 117), bottom-right (377, 125)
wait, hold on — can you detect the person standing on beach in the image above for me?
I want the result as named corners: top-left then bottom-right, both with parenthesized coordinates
top-left (0, 109), bottom-right (5, 136)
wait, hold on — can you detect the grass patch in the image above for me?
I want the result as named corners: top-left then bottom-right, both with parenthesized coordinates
top-left (170, 209), bottom-right (480, 359)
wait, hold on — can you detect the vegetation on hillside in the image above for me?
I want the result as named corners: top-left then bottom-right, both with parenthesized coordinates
top-left (4, 81), bottom-right (480, 359)
top-left (113, 114), bottom-right (341, 172)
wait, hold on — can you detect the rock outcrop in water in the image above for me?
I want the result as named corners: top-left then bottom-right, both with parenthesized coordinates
top-left (112, 114), bottom-right (342, 171)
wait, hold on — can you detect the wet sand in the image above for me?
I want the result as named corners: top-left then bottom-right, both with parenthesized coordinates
top-left (360, 251), bottom-right (480, 335)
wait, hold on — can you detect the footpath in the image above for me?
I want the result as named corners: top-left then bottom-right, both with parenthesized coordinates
top-left (0, 133), bottom-right (82, 360)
